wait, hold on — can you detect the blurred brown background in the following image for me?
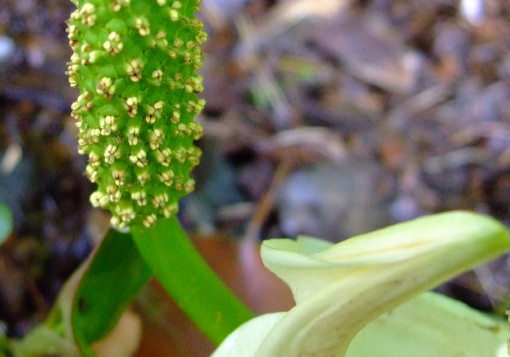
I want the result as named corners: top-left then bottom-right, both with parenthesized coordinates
top-left (1, 0), bottom-right (510, 355)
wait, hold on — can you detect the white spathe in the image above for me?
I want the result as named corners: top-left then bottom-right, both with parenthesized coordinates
top-left (213, 211), bottom-right (510, 357)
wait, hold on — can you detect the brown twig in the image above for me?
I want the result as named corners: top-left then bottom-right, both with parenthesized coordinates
top-left (244, 160), bottom-right (292, 243)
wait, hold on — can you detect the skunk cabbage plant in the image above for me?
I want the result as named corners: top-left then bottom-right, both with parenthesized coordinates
top-left (6, 1), bottom-right (506, 356)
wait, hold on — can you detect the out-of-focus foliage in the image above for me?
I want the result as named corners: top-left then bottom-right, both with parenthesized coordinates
top-left (0, 203), bottom-right (13, 245)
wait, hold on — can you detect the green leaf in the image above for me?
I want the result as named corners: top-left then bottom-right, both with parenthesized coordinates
top-left (131, 216), bottom-right (255, 345)
top-left (10, 324), bottom-right (78, 357)
top-left (0, 331), bottom-right (11, 355)
top-left (71, 228), bottom-right (152, 354)
top-left (0, 202), bottom-right (13, 245)
top-left (11, 228), bottom-right (151, 356)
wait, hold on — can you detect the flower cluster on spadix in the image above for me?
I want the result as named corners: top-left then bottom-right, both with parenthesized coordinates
top-left (67, 0), bottom-right (206, 228)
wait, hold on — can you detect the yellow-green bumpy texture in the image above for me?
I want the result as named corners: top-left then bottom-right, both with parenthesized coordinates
top-left (67, 0), bottom-right (206, 228)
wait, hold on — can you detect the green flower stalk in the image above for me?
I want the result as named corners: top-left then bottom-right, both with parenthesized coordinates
top-left (67, 0), bottom-right (206, 228)
top-left (63, 1), bottom-right (255, 347)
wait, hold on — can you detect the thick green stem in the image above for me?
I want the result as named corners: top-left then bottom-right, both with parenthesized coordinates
top-left (131, 216), bottom-right (255, 345)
